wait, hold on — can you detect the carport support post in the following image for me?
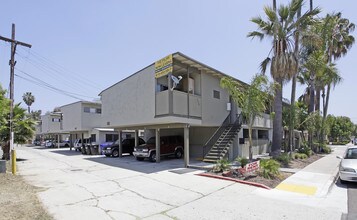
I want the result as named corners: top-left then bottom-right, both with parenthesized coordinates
top-left (118, 130), bottom-right (123, 157)
top-left (184, 125), bottom-right (190, 167)
top-left (57, 134), bottom-right (60, 148)
top-left (134, 130), bottom-right (139, 146)
top-left (156, 128), bottom-right (160, 163)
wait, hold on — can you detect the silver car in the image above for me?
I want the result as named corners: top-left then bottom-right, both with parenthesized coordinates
top-left (337, 146), bottom-right (357, 183)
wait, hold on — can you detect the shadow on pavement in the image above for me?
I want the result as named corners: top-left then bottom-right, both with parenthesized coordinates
top-left (50, 150), bottom-right (82, 156)
top-left (85, 156), bottom-right (185, 174)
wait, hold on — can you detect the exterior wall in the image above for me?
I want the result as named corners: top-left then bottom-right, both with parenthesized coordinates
top-left (41, 113), bottom-right (61, 133)
top-left (81, 103), bottom-right (102, 129)
top-left (101, 65), bottom-right (156, 127)
top-left (189, 127), bottom-right (217, 158)
top-left (61, 102), bottom-right (102, 132)
top-left (61, 102), bottom-right (82, 132)
top-left (200, 71), bottom-right (230, 126)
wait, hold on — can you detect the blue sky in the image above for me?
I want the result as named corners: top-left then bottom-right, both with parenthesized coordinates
top-left (0, 0), bottom-right (356, 122)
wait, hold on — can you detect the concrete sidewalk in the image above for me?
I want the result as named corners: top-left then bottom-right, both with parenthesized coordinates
top-left (254, 145), bottom-right (348, 214)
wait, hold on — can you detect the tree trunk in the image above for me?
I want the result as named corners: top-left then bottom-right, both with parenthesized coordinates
top-left (28, 106), bottom-right (30, 114)
top-left (289, 6), bottom-right (301, 153)
top-left (315, 88), bottom-right (320, 114)
top-left (248, 125), bottom-right (253, 161)
top-left (271, 78), bottom-right (283, 157)
top-left (1, 141), bottom-right (10, 160)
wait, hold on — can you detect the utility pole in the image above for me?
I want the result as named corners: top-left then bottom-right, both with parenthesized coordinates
top-left (0, 24), bottom-right (31, 174)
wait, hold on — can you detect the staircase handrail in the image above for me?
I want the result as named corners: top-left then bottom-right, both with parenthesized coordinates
top-left (218, 114), bottom-right (243, 158)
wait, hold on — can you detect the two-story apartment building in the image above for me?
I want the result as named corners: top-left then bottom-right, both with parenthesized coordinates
top-left (60, 101), bottom-right (133, 147)
top-left (100, 52), bottom-right (273, 167)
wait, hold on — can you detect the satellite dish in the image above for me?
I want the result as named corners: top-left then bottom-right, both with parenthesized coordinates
top-left (171, 75), bottom-right (182, 91)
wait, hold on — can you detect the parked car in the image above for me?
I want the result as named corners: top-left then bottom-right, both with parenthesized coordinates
top-left (102, 137), bottom-right (145, 157)
top-left (133, 135), bottom-right (183, 162)
top-left (337, 146), bottom-right (357, 183)
top-left (45, 140), bottom-right (54, 148)
top-left (73, 139), bottom-right (83, 151)
top-left (53, 140), bottom-right (70, 148)
top-left (33, 140), bottom-right (41, 146)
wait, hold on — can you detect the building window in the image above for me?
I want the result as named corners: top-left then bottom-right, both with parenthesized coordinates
top-left (84, 107), bottom-right (101, 114)
top-left (213, 90), bottom-right (220, 99)
top-left (106, 134), bottom-right (119, 142)
top-left (52, 118), bottom-right (61, 122)
top-left (91, 134), bottom-right (96, 142)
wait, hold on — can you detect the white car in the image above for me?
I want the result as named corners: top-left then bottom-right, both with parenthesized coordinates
top-left (337, 146), bottom-right (357, 183)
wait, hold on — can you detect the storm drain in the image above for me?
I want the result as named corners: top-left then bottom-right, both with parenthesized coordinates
top-left (169, 168), bottom-right (197, 174)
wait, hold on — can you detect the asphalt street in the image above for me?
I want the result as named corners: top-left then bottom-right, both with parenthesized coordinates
top-left (344, 182), bottom-right (357, 220)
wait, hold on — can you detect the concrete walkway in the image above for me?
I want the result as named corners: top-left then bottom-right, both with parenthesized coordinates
top-left (254, 145), bottom-right (348, 214)
top-left (15, 145), bottom-right (347, 220)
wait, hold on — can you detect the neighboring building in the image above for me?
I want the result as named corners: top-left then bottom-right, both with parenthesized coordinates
top-left (99, 52), bottom-right (272, 166)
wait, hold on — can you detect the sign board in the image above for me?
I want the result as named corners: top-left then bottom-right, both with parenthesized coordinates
top-left (155, 54), bottom-right (173, 78)
top-left (244, 160), bottom-right (260, 173)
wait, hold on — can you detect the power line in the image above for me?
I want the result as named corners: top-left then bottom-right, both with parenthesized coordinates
top-left (18, 47), bottom-right (104, 90)
top-left (15, 68), bottom-right (97, 100)
top-left (15, 73), bottom-right (88, 101)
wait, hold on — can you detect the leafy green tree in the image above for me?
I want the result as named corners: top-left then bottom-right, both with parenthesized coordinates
top-left (0, 86), bottom-right (35, 160)
top-left (248, 0), bottom-right (319, 156)
top-left (22, 92), bottom-right (35, 114)
top-left (29, 110), bottom-right (42, 121)
top-left (221, 74), bottom-right (275, 160)
top-left (329, 116), bottom-right (354, 142)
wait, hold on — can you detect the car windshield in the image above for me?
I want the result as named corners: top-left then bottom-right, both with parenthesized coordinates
top-left (345, 148), bottom-right (357, 159)
top-left (114, 140), bottom-right (119, 145)
top-left (146, 137), bottom-right (156, 145)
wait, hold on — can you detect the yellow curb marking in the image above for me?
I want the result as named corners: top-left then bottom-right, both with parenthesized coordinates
top-left (276, 183), bottom-right (317, 195)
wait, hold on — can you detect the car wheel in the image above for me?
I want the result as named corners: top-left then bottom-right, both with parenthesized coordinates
top-left (149, 152), bottom-right (156, 162)
top-left (64, 144), bottom-right (69, 148)
top-left (112, 149), bottom-right (119, 157)
top-left (136, 157), bottom-right (144, 161)
top-left (175, 149), bottom-right (183, 159)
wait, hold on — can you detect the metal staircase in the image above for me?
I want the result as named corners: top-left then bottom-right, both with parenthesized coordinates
top-left (202, 114), bottom-right (242, 163)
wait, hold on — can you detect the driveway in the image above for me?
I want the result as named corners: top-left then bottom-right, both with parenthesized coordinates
top-left (17, 146), bottom-right (345, 220)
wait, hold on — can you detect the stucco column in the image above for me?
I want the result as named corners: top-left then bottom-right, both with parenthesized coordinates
top-left (156, 128), bottom-right (160, 163)
top-left (184, 125), bottom-right (190, 168)
top-left (135, 130), bottom-right (139, 146)
top-left (118, 130), bottom-right (123, 158)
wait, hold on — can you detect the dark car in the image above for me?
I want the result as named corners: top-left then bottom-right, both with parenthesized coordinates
top-left (133, 135), bottom-right (184, 162)
top-left (102, 137), bottom-right (145, 157)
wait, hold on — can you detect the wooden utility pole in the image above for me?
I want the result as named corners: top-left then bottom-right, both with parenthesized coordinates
top-left (0, 24), bottom-right (31, 174)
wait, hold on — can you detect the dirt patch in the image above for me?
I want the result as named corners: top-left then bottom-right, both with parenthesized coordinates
top-left (283, 154), bottom-right (324, 169)
top-left (0, 161), bottom-right (52, 220)
top-left (244, 172), bottom-right (292, 188)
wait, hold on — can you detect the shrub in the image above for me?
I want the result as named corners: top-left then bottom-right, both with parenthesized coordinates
top-left (236, 157), bottom-right (249, 168)
top-left (293, 153), bottom-right (308, 159)
top-left (275, 153), bottom-right (291, 166)
top-left (321, 145), bottom-right (332, 154)
top-left (298, 146), bottom-right (313, 157)
top-left (212, 159), bottom-right (231, 172)
top-left (259, 159), bottom-right (280, 179)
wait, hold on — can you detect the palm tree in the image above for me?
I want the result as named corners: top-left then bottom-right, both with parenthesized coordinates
top-left (221, 74), bottom-right (275, 160)
top-left (248, 0), bottom-right (319, 156)
top-left (22, 92), bottom-right (35, 114)
top-left (323, 12), bottom-right (355, 120)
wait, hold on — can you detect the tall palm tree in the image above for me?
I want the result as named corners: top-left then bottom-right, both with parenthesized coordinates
top-left (248, 0), bottom-right (319, 156)
top-left (22, 92), bottom-right (35, 114)
top-left (323, 12), bottom-right (355, 121)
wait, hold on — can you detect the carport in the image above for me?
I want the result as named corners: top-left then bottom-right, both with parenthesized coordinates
top-left (115, 124), bottom-right (190, 167)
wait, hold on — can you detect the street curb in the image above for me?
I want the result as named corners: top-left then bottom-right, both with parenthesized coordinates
top-left (196, 173), bottom-right (271, 190)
